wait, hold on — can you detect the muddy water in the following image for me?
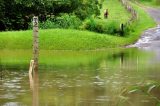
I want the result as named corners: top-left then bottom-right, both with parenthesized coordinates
top-left (128, 25), bottom-right (160, 50)
top-left (0, 49), bottom-right (160, 106)
top-left (128, 24), bottom-right (160, 62)
top-left (128, 6), bottom-right (160, 51)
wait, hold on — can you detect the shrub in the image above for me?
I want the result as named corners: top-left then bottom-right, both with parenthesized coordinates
top-left (55, 14), bottom-right (82, 29)
top-left (28, 14), bottom-right (82, 30)
top-left (82, 18), bottom-right (120, 35)
top-left (81, 18), bottom-right (97, 31)
top-left (39, 20), bottom-right (60, 29)
top-left (103, 20), bottom-right (119, 35)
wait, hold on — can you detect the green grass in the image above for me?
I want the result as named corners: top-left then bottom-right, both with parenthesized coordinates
top-left (0, 29), bottom-right (125, 50)
top-left (124, 2), bottom-right (156, 44)
top-left (0, 0), bottom-right (156, 50)
top-left (0, 49), bottom-right (152, 69)
top-left (100, 0), bottom-right (131, 23)
top-left (135, 0), bottom-right (160, 7)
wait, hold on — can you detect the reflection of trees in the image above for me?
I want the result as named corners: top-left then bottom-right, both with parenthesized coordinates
top-left (107, 51), bottom-right (139, 70)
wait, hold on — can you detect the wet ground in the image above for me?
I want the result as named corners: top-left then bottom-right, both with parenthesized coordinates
top-left (128, 7), bottom-right (160, 51)
top-left (130, 26), bottom-right (160, 50)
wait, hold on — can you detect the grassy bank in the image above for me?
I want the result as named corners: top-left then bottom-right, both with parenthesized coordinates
top-left (0, 29), bottom-right (125, 50)
top-left (100, 0), bottom-right (130, 23)
top-left (0, 0), bottom-right (156, 50)
top-left (134, 0), bottom-right (160, 7)
top-left (124, 1), bottom-right (156, 44)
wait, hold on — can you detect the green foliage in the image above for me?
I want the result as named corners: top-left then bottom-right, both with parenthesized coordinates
top-left (126, 81), bottom-right (160, 103)
top-left (79, 0), bottom-right (131, 36)
top-left (124, 2), bottom-right (156, 44)
top-left (134, 0), bottom-right (160, 6)
top-left (82, 18), bottom-right (102, 33)
top-left (55, 14), bottom-right (82, 29)
top-left (0, 0), bottom-right (101, 31)
top-left (104, 20), bottom-right (119, 35)
top-left (0, 29), bottom-right (125, 50)
top-left (29, 14), bottom-right (82, 29)
top-left (39, 20), bottom-right (59, 29)
top-left (0, 0), bottom-right (5, 29)
top-left (82, 18), bottom-right (120, 35)
top-left (154, 0), bottom-right (160, 5)
top-left (74, 0), bottom-right (101, 20)
top-left (0, 0), bottom-right (156, 50)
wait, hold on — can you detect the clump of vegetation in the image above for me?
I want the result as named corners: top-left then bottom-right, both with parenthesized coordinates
top-left (0, 0), bottom-right (156, 50)
top-left (29, 14), bottom-right (82, 29)
top-left (55, 14), bottom-right (82, 29)
top-left (0, 0), bottom-right (101, 31)
top-left (82, 18), bottom-right (120, 35)
top-left (124, 81), bottom-right (160, 105)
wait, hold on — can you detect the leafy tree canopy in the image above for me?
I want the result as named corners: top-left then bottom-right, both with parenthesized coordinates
top-left (0, 0), bottom-right (102, 30)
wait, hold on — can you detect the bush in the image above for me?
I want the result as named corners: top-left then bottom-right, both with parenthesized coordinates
top-left (103, 20), bottom-right (119, 35)
top-left (81, 18), bottom-right (98, 32)
top-left (55, 14), bottom-right (82, 29)
top-left (39, 20), bottom-right (60, 29)
top-left (28, 14), bottom-right (82, 30)
top-left (82, 18), bottom-right (120, 35)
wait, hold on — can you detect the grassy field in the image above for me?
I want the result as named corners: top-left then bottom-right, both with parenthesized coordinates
top-left (0, 0), bottom-right (156, 50)
top-left (0, 29), bottom-right (126, 50)
top-left (135, 0), bottom-right (160, 7)
top-left (100, 0), bottom-right (130, 23)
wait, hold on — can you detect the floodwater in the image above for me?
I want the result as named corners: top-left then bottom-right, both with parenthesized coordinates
top-left (0, 49), bottom-right (160, 106)
top-left (128, 25), bottom-right (160, 50)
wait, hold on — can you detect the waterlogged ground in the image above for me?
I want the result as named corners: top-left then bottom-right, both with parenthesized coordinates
top-left (0, 49), bottom-right (160, 106)
top-left (131, 7), bottom-right (160, 50)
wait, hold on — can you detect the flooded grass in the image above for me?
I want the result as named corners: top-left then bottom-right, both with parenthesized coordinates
top-left (0, 48), bottom-right (160, 106)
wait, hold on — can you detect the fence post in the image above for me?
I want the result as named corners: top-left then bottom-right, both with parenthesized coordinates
top-left (33, 16), bottom-right (39, 71)
top-left (120, 23), bottom-right (124, 36)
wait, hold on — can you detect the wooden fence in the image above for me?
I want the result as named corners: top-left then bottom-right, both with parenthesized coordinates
top-left (120, 0), bottom-right (138, 24)
top-left (119, 0), bottom-right (138, 35)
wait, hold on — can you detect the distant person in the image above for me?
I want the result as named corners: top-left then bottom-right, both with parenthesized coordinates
top-left (104, 9), bottom-right (109, 19)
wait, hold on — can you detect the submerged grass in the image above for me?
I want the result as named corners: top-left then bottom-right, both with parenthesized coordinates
top-left (0, 48), bottom-right (153, 69)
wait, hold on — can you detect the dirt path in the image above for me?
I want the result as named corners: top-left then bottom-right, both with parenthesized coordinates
top-left (128, 6), bottom-right (160, 51)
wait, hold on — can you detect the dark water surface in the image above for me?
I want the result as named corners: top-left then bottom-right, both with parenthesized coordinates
top-left (0, 49), bottom-right (160, 106)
